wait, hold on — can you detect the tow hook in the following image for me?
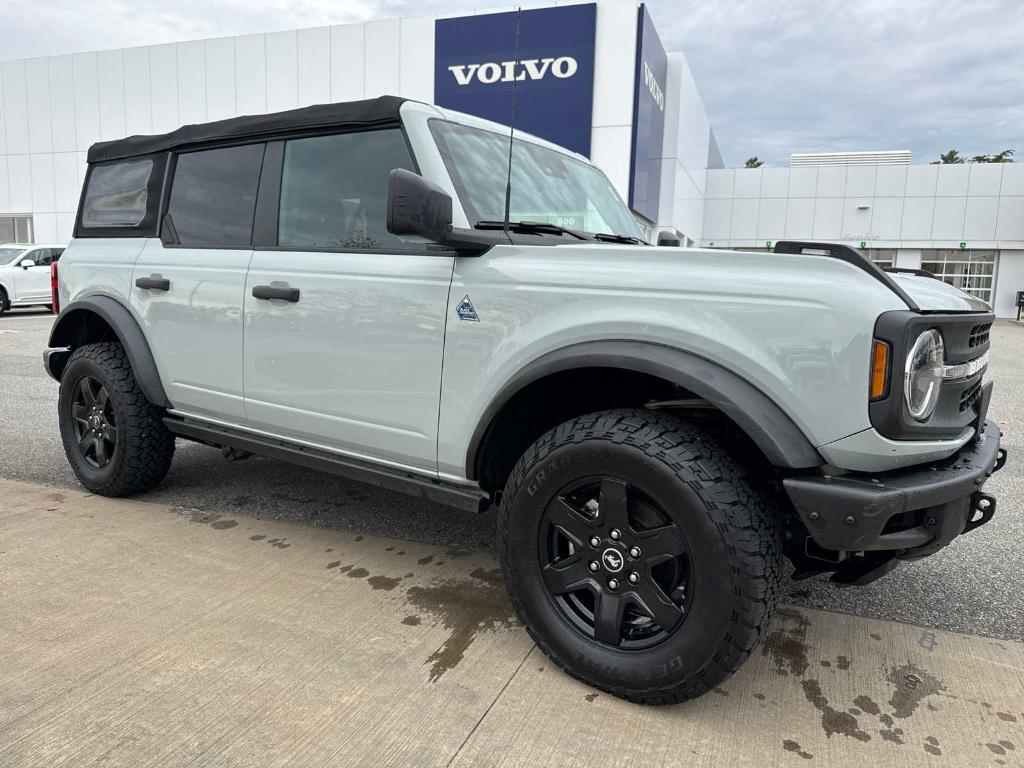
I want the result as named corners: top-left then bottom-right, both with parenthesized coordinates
top-left (994, 448), bottom-right (1008, 473)
top-left (963, 492), bottom-right (996, 534)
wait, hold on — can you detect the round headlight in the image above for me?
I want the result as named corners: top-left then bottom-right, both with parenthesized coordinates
top-left (904, 329), bottom-right (944, 421)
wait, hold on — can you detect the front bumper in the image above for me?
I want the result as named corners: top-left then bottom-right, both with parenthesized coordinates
top-left (784, 419), bottom-right (1006, 555)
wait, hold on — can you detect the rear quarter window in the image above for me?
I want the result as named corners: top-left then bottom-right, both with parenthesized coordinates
top-left (81, 159), bottom-right (154, 228)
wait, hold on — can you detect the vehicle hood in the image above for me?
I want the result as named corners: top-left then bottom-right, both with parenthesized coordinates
top-left (889, 273), bottom-right (991, 312)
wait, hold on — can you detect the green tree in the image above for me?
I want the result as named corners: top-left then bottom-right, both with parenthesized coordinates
top-left (744, 156), bottom-right (764, 168)
top-left (932, 149), bottom-right (965, 164)
top-left (972, 150), bottom-right (1015, 163)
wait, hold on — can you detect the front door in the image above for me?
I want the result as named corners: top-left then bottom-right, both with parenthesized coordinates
top-left (131, 143), bottom-right (265, 421)
top-left (13, 247), bottom-right (61, 302)
top-left (243, 128), bottom-right (453, 471)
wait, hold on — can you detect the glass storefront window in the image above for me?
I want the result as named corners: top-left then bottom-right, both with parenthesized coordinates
top-left (867, 249), bottom-right (896, 269)
top-left (920, 249), bottom-right (997, 305)
top-left (0, 215), bottom-right (34, 244)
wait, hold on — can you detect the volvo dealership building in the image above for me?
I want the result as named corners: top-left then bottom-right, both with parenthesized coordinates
top-left (0, 0), bottom-right (1021, 315)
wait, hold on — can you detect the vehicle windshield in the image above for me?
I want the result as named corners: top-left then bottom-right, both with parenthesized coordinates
top-left (0, 247), bottom-right (26, 265)
top-left (429, 120), bottom-right (646, 242)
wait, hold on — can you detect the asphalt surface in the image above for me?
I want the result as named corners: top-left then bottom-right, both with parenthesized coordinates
top-left (2, 307), bottom-right (1022, 641)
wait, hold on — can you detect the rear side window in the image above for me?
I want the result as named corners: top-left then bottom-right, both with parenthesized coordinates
top-left (82, 159), bottom-right (153, 228)
top-left (167, 144), bottom-right (265, 247)
top-left (277, 129), bottom-right (414, 249)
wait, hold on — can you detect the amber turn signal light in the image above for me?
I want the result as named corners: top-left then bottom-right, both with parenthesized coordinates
top-left (870, 340), bottom-right (890, 400)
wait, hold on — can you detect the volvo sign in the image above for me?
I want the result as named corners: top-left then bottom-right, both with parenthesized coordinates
top-left (434, 4), bottom-right (597, 157)
top-left (628, 4), bottom-right (668, 223)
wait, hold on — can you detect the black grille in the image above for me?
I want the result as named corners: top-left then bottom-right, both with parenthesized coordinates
top-left (960, 380), bottom-right (982, 414)
top-left (968, 323), bottom-right (991, 348)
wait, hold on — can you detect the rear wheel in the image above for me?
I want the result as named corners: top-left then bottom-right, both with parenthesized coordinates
top-left (497, 409), bottom-right (782, 704)
top-left (58, 342), bottom-right (174, 496)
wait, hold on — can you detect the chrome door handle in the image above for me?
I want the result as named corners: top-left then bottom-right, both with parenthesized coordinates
top-left (252, 285), bottom-right (300, 302)
top-left (135, 275), bottom-right (170, 291)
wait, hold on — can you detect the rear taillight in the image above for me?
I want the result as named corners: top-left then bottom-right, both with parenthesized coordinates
top-left (51, 261), bottom-right (59, 314)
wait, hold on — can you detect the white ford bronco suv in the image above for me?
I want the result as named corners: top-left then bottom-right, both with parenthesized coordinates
top-left (44, 96), bottom-right (1005, 703)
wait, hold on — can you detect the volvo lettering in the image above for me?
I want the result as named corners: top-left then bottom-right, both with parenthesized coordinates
top-left (447, 56), bottom-right (578, 86)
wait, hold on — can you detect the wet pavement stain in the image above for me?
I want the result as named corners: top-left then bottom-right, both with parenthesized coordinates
top-left (853, 695), bottom-right (881, 716)
top-left (782, 739), bottom-right (813, 760)
top-left (998, 740), bottom-right (1015, 751)
top-left (996, 712), bottom-right (1018, 722)
top-left (987, 743), bottom-right (1007, 755)
top-left (924, 736), bottom-right (941, 756)
top-left (337, 564), bottom-right (353, 574)
top-left (584, 693), bottom-right (599, 703)
top-left (418, 555), bottom-right (434, 565)
top-left (402, 615), bottom-right (421, 626)
top-left (326, 561), bottom-right (341, 569)
top-left (347, 567), bottom-right (369, 579)
top-left (886, 663), bottom-right (945, 719)
top-left (367, 575), bottom-right (401, 591)
top-left (249, 535), bottom-right (266, 541)
top-left (870, 633), bottom-right (882, 641)
top-left (801, 679), bottom-right (871, 742)
top-left (404, 567), bottom-right (514, 683)
top-left (835, 655), bottom-right (850, 670)
top-left (753, 693), bottom-right (766, 701)
top-left (210, 520), bottom-right (237, 530)
top-left (762, 608), bottom-right (811, 677)
top-left (354, 535), bottom-right (364, 541)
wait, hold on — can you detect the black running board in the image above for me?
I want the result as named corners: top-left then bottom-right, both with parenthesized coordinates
top-left (164, 416), bottom-right (488, 513)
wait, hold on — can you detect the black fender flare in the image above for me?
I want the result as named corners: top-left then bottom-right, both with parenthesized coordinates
top-left (466, 340), bottom-right (823, 475)
top-left (45, 296), bottom-right (170, 408)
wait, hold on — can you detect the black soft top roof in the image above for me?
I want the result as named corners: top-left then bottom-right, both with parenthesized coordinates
top-left (87, 95), bottom-right (408, 164)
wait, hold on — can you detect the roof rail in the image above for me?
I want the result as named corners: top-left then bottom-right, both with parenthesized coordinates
top-left (773, 241), bottom-right (919, 311)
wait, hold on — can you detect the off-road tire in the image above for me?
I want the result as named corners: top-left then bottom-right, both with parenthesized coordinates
top-left (58, 342), bottom-right (175, 496)
top-left (497, 408), bottom-right (783, 704)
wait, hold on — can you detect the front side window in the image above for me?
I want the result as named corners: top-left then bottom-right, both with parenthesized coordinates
top-left (82, 159), bottom-right (153, 228)
top-left (277, 129), bottom-right (415, 250)
top-left (167, 144), bottom-right (265, 247)
top-left (27, 248), bottom-right (62, 267)
top-left (429, 120), bottom-right (645, 241)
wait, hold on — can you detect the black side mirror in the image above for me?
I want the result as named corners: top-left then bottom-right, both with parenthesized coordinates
top-left (657, 231), bottom-right (681, 247)
top-left (386, 168), bottom-right (453, 243)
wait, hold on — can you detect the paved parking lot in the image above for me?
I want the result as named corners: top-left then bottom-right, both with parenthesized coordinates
top-left (2, 479), bottom-right (1022, 767)
top-left (2, 307), bottom-right (1022, 641)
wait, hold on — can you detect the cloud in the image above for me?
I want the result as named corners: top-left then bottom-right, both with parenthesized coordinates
top-left (0, 0), bottom-right (1019, 166)
top-left (654, 0), bottom-right (1024, 165)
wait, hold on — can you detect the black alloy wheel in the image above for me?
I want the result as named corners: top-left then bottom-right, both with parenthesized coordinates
top-left (70, 375), bottom-right (118, 468)
top-left (539, 476), bottom-right (691, 650)
top-left (58, 342), bottom-right (175, 496)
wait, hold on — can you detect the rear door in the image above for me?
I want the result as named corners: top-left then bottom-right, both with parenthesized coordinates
top-left (13, 247), bottom-right (61, 301)
top-left (131, 143), bottom-right (265, 420)
top-left (242, 128), bottom-right (454, 471)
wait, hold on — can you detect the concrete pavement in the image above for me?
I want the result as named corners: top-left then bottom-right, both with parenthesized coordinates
top-left (1, 479), bottom-right (1021, 767)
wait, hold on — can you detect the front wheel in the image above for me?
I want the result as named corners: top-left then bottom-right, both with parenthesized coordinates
top-left (58, 342), bottom-right (175, 496)
top-left (497, 409), bottom-right (782, 704)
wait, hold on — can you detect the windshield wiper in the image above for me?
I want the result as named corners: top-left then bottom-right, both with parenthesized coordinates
top-left (593, 232), bottom-right (647, 245)
top-left (474, 220), bottom-right (592, 241)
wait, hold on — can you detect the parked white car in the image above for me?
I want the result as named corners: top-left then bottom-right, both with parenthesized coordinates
top-left (0, 243), bottom-right (65, 313)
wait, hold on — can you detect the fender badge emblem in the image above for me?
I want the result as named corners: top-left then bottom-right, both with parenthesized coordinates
top-left (457, 295), bottom-right (479, 321)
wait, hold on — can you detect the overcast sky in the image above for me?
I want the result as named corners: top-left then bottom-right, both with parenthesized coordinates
top-left (1, 0), bottom-right (1020, 166)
